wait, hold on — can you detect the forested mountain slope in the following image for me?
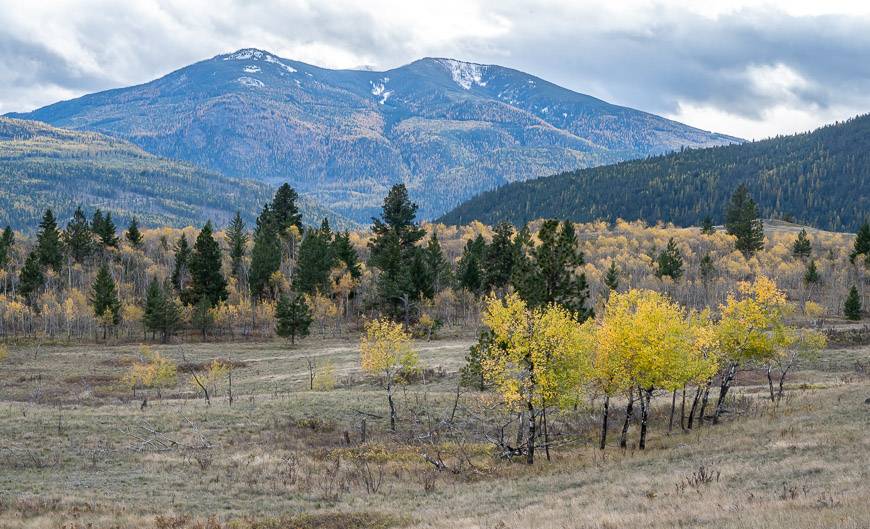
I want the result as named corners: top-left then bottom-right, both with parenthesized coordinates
top-left (0, 118), bottom-right (349, 231)
top-left (440, 114), bottom-right (870, 231)
top-left (8, 48), bottom-right (738, 221)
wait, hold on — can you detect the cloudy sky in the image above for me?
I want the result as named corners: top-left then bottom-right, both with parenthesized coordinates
top-left (2, 0), bottom-right (869, 139)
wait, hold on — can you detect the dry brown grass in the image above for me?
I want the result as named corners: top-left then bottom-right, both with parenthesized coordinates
top-left (0, 337), bottom-right (867, 529)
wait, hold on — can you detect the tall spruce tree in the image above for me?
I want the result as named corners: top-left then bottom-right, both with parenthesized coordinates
top-left (226, 211), bottom-right (248, 281)
top-left (92, 210), bottom-right (119, 249)
top-left (368, 184), bottom-right (426, 323)
top-left (510, 224), bottom-right (540, 303)
top-left (187, 221), bottom-right (228, 307)
top-left (725, 184), bottom-right (765, 257)
top-left (249, 205), bottom-right (282, 300)
top-left (422, 232), bottom-right (452, 295)
top-left (483, 222), bottom-right (515, 292)
top-left (532, 220), bottom-right (592, 319)
top-left (792, 229), bottom-right (812, 259)
top-left (656, 237), bottom-right (684, 280)
top-left (143, 278), bottom-right (181, 343)
top-left (125, 218), bottom-right (144, 249)
top-left (850, 221), bottom-right (870, 263)
top-left (294, 220), bottom-right (335, 295)
top-left (332, 231), bottom-right (362, 279)
top-left (276, 292), bottom-right (312, 345)
top-left (35, 209), bottom-right (63, 272)
top-left (64, 207), bottom-right (94, 263)
top-left (90, 263), bottom-right (121, 338)
top-left (844, 285), bottom-right (862, 321)
top-left (270, 183), bottom-right (304, 234)
top-left (803, 259), bottom-right (820, 285)
top-left (0, 226), bottom-right (14, 270)
top-left (18, 250), bottom-right (43, 304)
top-left (458, 235), bottom-right (487, 295)
top-left (171, 234), bottom-right (192, 293)
top-left (604, 260), bottom-right (619, 291)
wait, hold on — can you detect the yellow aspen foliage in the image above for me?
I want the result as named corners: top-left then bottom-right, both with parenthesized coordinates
top-left (716, 276), bottom-right (791, 365)
top-left (482, 293), bottom-right (591, 411)
top-left (124, 346), bottom-right (177, 396)
top-left (360, 318), bottom-right (418, 381)
top-left (313, 360), bottom-right (337, 391)
top-left (359, 318), bottom-right (418, 431)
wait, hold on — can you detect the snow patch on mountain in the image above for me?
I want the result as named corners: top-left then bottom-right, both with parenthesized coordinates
top-left (223, 49), bottom-right (297, 73)
top-left (243, 65), bottom-right (261, 73)
top-left (436, 59), bottom-right (487, 90)
top-left (237, 77), bottom-right (264, 88)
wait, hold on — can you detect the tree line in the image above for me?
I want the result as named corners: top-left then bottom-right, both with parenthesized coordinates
top-left (0, 182), bottom-right (866, 342)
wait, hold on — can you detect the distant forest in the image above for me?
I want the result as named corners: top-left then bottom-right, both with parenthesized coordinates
top-left (440, 114), bottom-right (870, 232)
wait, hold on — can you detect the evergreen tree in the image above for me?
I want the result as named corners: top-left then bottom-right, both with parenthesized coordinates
top-left (187, 221), bottom-right (228, 307)
top-left (483, 222), bottom-right (515, 292)
top-left (457, 235), bottom-right (486, 295)
top-left (725, 184), bottom-right (765, 257)
top-left (0, 226), bottom-right (14, 270)
top-left (64, 207), bottom-right (94, 263)
top-left (92, 210), bottom-right (119, 249)
top-left (125, 217), bottom-right (144, 249)
top-left (422, 232), bottom-right (452, 295)
top-left (90, 263), bottom-right (121, 338)
top-left (171, 234), bottom-right (192, 292)
top-left (35, 209), bottom-right (63, 272)
top-left (655, 237), bottom-right (684, 280)
top-left (368, 184), bottom-right (426, 323)
top-left (294, 221), bottom-right (335, 295)
top-left (792, 228), bottom-right (812, 259)
top-left (18, 250), bottom-right (43, 304)
top-left (844, 285), bottom-right (862, 321)
top-left (460, 330), bottom-right (491, 390)
top-left (700, 216), bottom-right (715, 235)
top-left (191, 297), bottom-right (215, 339)
top-left (269, 183), bottom-right (304, 233)
top-left (604, 260), bottom-right (619, 291)
top-left (803, 259), bottom-right (820, 285)
top-left (510, 224), bottom-right (540, 304)
top-left (143, 278), bottom-right (181, 343)
top-left (700, 253), bottom-right (716, 284)
top-left (532, 220), bottom-right (592, 319)
top-left (275, 293), bottom-right (312, 345)
top-left (850, 221), bottom-right (870, 263)
top-left (226, 211), bottom-right (248, 280)
top-left (332, 231), bottom-right (361, 279)
top-left (249, 205), bottom-right (282, 300)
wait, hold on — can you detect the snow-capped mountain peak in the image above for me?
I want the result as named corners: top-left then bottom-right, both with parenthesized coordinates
top-left (435, 59), bottom-right (488, 90)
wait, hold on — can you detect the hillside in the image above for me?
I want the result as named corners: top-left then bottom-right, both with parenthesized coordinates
top-left (8, 48), bottom-right (738, 222)
top-left (439, 114), bottom-right (870, 231)
top-left (0, 118), bottom-right (350, 231)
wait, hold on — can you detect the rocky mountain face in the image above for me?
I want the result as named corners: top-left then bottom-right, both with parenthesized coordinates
top-left (10, 48), bottom-right (739, 222)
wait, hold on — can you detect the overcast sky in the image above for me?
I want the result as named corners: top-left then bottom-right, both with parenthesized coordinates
top-left (2, 0), bottom-right (869, 139)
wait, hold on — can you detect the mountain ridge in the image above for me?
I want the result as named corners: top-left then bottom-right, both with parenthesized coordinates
top-left (438, 114), bottom-right (870, 232)
top-left (0, 117), bottom-right (354, 232)
top-left (8, 48), bottom-right (740, 222)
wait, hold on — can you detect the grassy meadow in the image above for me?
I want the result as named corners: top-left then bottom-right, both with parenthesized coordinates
top-left (0, 332), bottom-right (868, 529)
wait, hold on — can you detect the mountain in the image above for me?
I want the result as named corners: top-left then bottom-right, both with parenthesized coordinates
top-left (0, 117), bottom-right (352, 232)
top-left (8, 48), bottom-right (738, 222)
top-left (439, 114), bottom-right (870, 232)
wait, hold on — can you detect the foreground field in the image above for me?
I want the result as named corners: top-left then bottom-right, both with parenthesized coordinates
top-left (0, 335), bottom-right (868, 529)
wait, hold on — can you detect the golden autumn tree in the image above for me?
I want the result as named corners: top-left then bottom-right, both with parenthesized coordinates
top-left (712, 276), bottom-right (791, 423)
top-left (360, 318), bottom-right (419, 431)
top-left (481, 293), bottom-right (592, 463)
top-left (592, 289), bottom-right (696, 449)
